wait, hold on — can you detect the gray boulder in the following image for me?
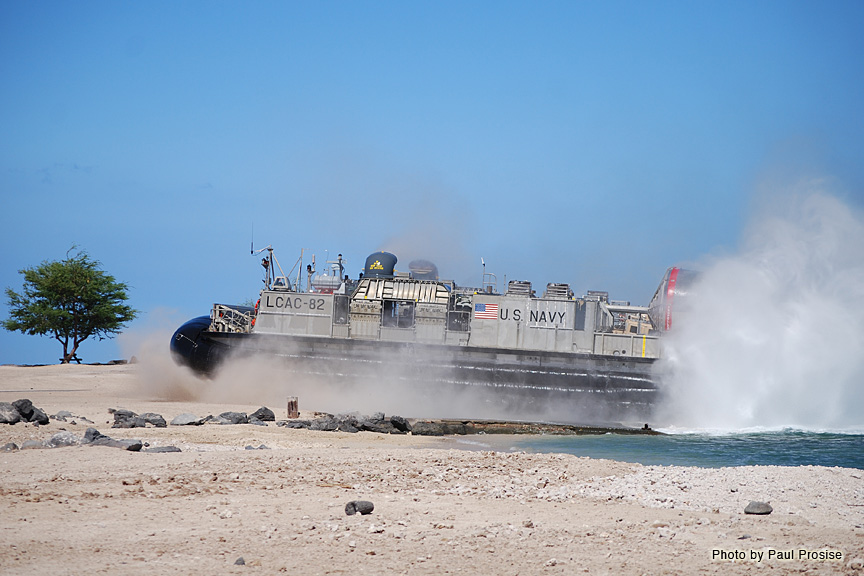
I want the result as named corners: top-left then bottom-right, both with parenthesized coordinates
top-left (82, 427), bottom-right (106, 443)
top-left (139, 413), bottom-right (167, 428)
top-left (171, 413), bottom-right (205, 426)
top-left (217, 412), bottom-right (248, 425)
top-left (29, 407), bottom-right (50, 425)
top-left (358, 418), bottom-right (400, 434)
top-left (12, 399), bottom-right (34, 419)
top-left (89, 436), bottom-right (143, 451)
top-left (309, 416), bottom-right (339, 431)
top-left (82, 427), bottom-right (142, 451)
top-left (336, 420), bottom-right (360, 434)
top-left (1, 442), bottom-right (19, 452)
top-left (345, 412), bottom-right (411, 434)
top-left (47, 431), bottom-right (80, 448)
top-left (113, 416), bottom-right (146, 428)
top-left (409, 421), bottom-right (469, 436)
top-left (276, 420), bottom-right (311, 429)
top-left (744, 501), bottom-right (773, 515)
top-left (335, 414), bottom-right (360, 433)
top-left (52, 410), bottom-right (74, 422)
top-left (344, 500), bottom-right (374, 516)
top-left (111, 409), bottom-right (146, 428)
top-left (0, 402), bottom-right (21, 424)
top-left (409, 421), bottom-right (444, 436)
top-left (20, 440), bottom-right (45, 450)
top-left (250, 407), bottom-right (275, 421)
top-left (390, 415), bottom-right (412, 433)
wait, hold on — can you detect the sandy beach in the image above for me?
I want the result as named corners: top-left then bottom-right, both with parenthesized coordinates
top-left (0, 363), bottom-right (862, 575)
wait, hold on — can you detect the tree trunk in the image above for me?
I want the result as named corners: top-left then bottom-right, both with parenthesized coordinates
top-left (65, 341), bottom-right (81, 364)
top-left (58, 333), bottom-right (72, 364)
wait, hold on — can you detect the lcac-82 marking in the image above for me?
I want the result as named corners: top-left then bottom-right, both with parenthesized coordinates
top-left (264, 294), bottom-right (327, 311)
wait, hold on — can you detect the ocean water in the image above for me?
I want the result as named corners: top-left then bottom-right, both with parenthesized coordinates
top-left (463, 429), bottom-right (864, 469)
top-left (500, 193), bottom-right (863, 471)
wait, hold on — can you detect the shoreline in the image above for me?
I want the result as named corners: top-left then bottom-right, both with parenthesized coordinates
top-left (1, 363), bottom-right (862, 574)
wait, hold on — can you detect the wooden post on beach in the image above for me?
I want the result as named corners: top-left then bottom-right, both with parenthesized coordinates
top-left (287, 396), bottom-right (299, 419)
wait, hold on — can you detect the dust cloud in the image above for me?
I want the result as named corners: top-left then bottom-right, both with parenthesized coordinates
top-left (118, 310), bottom-right (209, 402)
top-left (656, 187), bottom-right (864, 431)
top-left (196, 351), bottom-right (640, 424)
top-left (117, 317), bottom-right (486, 417)
top-left (121, 317), bottom-right (637, 424)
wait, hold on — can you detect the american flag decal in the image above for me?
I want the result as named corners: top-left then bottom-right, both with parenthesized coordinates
top-left (474, 302), bottom-right (499, 320)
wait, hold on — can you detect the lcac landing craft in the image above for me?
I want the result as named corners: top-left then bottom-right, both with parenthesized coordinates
top-left (171, 247), bottom-right (693, 423)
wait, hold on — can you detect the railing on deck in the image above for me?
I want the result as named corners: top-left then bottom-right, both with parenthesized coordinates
top-left (210, 304), bottom-right (254, 334)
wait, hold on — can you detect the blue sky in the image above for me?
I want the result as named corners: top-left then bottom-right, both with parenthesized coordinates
top-left (2, 0), bottom-right (863, 364)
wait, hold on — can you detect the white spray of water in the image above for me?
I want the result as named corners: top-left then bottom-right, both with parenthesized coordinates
top-left (657, 189), bottom-right (864, 431)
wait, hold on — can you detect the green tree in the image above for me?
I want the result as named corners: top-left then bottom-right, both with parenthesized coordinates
top-left (3, 249), bottom-right (138, 363)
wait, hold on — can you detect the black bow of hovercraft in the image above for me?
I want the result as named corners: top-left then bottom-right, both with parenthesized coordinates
top-left (170, 315), bottom-right (227, 374)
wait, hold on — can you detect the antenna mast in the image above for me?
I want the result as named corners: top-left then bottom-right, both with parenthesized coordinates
top-left (252, 245), bottom-right (287, 290)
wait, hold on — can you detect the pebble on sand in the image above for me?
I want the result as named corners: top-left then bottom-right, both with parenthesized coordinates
top-left (345, 500), bottom-right (375, 516)
top-left (743, 501), bottom-right (773, 515)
